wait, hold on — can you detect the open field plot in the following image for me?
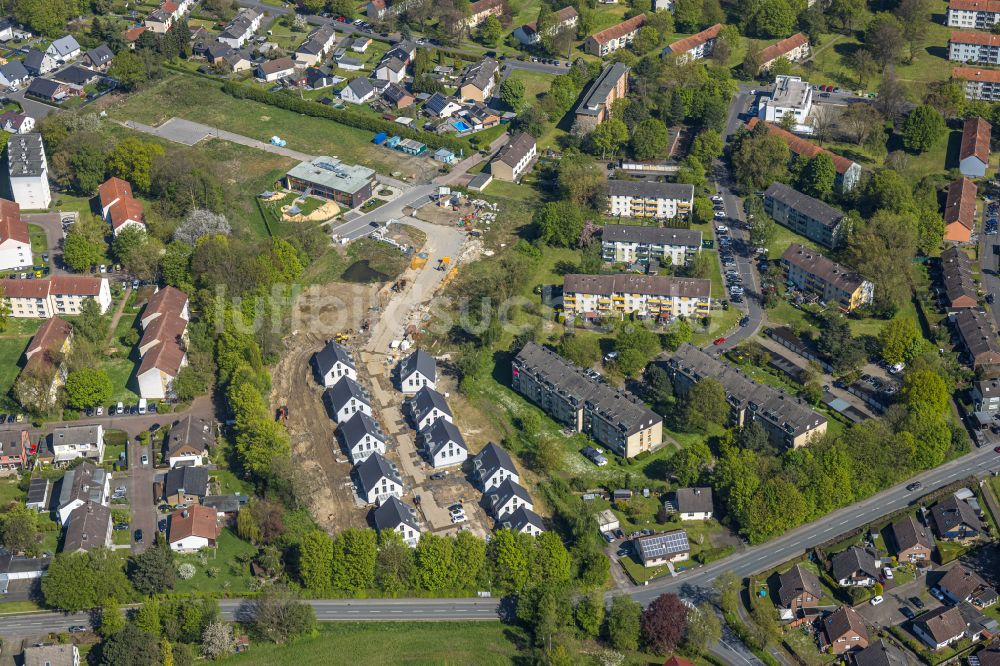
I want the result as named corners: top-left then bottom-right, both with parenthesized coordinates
top-left (217, 621), bottom-right (522, 666)
top-left (107, 74), bottom-right (429, 178)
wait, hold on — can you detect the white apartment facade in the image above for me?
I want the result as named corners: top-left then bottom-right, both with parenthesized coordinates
top-left (7, 134), bottom-right (51, 210)
top-left (950, 31), bottom-right (1000, 65)
top-left (948, 0), bottom-right (1000, 29)
top-left (758, 75), bottom-right (813, 126)
top-left (607, 181), bottom-right (694, 219)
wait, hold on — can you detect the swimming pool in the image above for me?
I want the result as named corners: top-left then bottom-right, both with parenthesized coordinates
top-left (453, 121), bottom-right (470, 131)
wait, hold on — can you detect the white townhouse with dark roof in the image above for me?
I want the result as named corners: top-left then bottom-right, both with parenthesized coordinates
top-left (419, 419), bottom-right (468, 468)
top-left (313, 339), bottom-right (358, 387)
top-left (472, 442), bottom-right (519, 490)
top-left (325, 376), bottom-right (372, 422)
top-left (354, 452), bottom-right (403, 504)
top-left (371, 496), bottom-right (421, 547)
top-left (408, 386), bottom-right (453, 431)
top-left (339, 411), bottom-right (387, 464)
top-left (398, 348), bottom-right (437, 393)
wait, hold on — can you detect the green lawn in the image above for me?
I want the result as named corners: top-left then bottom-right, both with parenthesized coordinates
top-left (173, 527), bottom-right (257, 595)
top-left (217, 622), bottom-right (522, 665)
top-left (0, 477), bottom-right (24, 505)
top-left (0, 327), bottom-right (36, 411)
top-left (792, 4), bottom-right (955, 90)
top-left (27, 224), bottom-right (48, 267)
top-left (107, 74), bottom-right (401, 176)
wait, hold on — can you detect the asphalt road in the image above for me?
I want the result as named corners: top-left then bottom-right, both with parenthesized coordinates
top-left (704, 85), bottom-right (764, 352)
top-left (3, 445), bottom-right (994, 641)
top-left (329, 183), bottom-right (437, 241)
top-left (127, 438), bottom-right (156, 554)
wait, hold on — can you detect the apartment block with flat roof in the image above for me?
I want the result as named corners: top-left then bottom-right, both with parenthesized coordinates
top-left (511, 342), bottom-right (663, 458)
top-left (666, 344), bottom-right (828, 449)
top-left (573, 62), bottom-right (629, 134)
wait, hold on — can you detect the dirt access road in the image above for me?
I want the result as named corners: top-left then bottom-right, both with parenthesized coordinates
top-left (270, 282), bottom-right (378, 532)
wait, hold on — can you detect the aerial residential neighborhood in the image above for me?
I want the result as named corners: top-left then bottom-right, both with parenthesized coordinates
top-left (0, 0), bottom-right (996, 664)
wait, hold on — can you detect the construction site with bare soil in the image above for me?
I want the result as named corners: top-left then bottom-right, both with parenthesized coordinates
top-left (269, 194), bottom-right (498, 535)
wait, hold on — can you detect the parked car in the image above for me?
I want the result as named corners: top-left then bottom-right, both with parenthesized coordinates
top-left (713, 337), bottom-right (726, 345)
top-left (141, 454), bottom-right (149, 466)
top-left (883, 567), bottom-right (894, 580)
top-left (158, 519), bottom-right (167, 532)
top-left (910, 597), bottom-right (925, 609)
top-left (134, 529), bottom-right (143, 543)
top-left (900, 606), bottom-right (915, 619)
top-left (615, 547), bottom-right (629, 557)
top-left (613, 529), bottom-right (625, 540)
top-left (450, 513), bottom-right (467, 524)
top-left (96, 406), bottom-right (104, 416)
top-left (602, 532), bottom-right (614, 543)
top-left (906, 481), bottom-right (922, 492)
top-left (870, 595), bottom-right (884, 606)
top-left (69, 625), bottom-right (88, 633)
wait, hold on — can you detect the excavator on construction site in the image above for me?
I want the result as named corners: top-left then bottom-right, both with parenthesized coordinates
top-left (437, 257), bottom-right (451, 271)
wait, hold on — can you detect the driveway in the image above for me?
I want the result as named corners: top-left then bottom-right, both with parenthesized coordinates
top-left (127, 437), bottom-right (156, 554)
top-left (22, 213), bottom-right (65, 274)
top-left (121, 118), bottom-right (316, 162)
top-left (854, 571), bottom-right (939, 628)
top-left (6, 89), bottom-right (59, 120)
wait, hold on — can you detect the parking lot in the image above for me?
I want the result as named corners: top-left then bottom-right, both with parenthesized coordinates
top-left (854, 569), bottom-right (940, 628)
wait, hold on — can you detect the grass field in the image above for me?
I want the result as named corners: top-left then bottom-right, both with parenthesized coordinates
top-left (792, 3), bottom-right (955, 90)
top-left (107, 74), bottom-right (408, 177)
top-left (173, 527), bottom-right (257, 595)
top-left (218, 622), bottom-right (523, 665)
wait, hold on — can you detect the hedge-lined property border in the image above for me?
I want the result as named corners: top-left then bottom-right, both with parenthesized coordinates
top-left (221, 81), bottom-right (474, 155)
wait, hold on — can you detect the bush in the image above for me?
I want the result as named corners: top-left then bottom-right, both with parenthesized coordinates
top-left (221, 82), bottom-right (472, 155)
top-left (177, 563), bottom-right (196, 580)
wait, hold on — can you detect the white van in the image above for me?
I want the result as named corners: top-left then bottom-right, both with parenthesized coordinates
top-left (138, 398), bottom-right (147, 415)
top-left (116, 401), bottom-right (124, 415)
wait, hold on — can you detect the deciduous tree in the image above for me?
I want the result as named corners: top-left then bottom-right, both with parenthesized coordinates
top-left (640, 593), bottom-right (689, 654)
top-left (64, 368), bottom-right (113, 410)
top-left (607, 594), bottom-right (642, 651)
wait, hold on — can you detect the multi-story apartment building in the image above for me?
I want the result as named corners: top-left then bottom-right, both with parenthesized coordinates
top-left (584, 14), bottom-right (647, 56)
top-left (663, 24), bottom-right (722, 64)
top-left (7, 133), bottom-right (50, 210)
top-left (573, 62), bottom-right (629, 134)
top-left (763, 182), bottom-right (845, 249)
top-left (947, 0), bottom-right (1000, 29)
top-left (781, 244), bottom-right (874, 311)
top-left (601, 225), bottom-right (702, 266)
top-left (953, 66), bottom-right (1000, 100)
top-left (513, 6), bottom-right (579, 45)
top-left (0, 198), bottom-right (31, 271)
top-left (949, 31), bottom-right (1000, 65)
top-left (490, 132), bottom-right (537, 182)
top-left (666, 344), bottom-right (828, 449)
top-left (944, 177), bottom-right (977, 243)
top-left (940, 246), bottom-right (979, 311)
top-left (3, 276), bottom-right (111, 318)
top-left (746, 118), bottom-right (862, 192)
top-left (563, 273), bottom-right (711, 320)
top-left (607, 181), bottom-right (694, 220)
top-left (757, 32), bottom-right (810, 73)
top-left (511, 342), bottom-right (663, 459)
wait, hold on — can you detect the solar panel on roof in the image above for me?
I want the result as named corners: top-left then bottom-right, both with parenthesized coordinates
top-left (638, 531), bottom-right (690, 559)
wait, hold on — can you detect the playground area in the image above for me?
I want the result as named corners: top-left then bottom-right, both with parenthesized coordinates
top-left (259, 190), bottom-right (340, 222)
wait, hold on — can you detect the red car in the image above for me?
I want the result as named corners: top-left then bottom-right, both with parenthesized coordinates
top-left (994, 446), bottom-right (1000, 453)
top-left (336, 16), bottom-right (346, 21)
top-left (713, 337), bottom-right (726, 346)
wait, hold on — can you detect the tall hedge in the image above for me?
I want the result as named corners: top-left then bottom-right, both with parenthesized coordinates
top-left (221, 81), bottom-right (473, 155)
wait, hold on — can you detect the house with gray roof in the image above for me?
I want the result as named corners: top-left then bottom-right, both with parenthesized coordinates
top-left (500, 505), bottom-right (545, 536)
top-left (62, 501), bottom-right (111, 553)
top-left (889, 514), bottom-right (934, 563)
top-left (776, 563), bottom-right (823, 619)
top-left (831, 546), bottom-right (880, 587)
top-left (424, 91), bottom-right (462, 118)
top-left (294, 24), bottom-right (337, 67)
top-left (22, 48), bottom-right (55, 76)
top-left (218, 8), bottom-right (262, 48)
top-left (408, 386), bottom-right (452, 430)
top-left (340, 77), bottom-right (376, 104)
top-left (674, 487), bottom-right (713, 520)
top-left (912, 606), bottom-right (976, 651)
top-left (398, 348), bottom-right (437, 393)
top-left (931, 495), bottom-right (984, 541)
top-left (324, 376), bottom-right (372, 422)
top-left (938, 564), bottom-right (998, 608)
top-left (418, 418), bottom-right (467, 468)
top-left (458, 58), bottom-right (498, 102)
top-left (486, 477), bottom-right (532, 519)
top-left (376, 56), bottom-right (407, 83)
top-left (354, 451), bottom-right (403, 504)
top-left (202, 494), bottom-right (245, 517)
top-left (50, 424), bottom-right (104, 464)
top-left (371, 495), bottom-right (420, 546)
top-left (0, 60), bottom-right (29, 88)
top-left (56, 462), bottom-right (109, 524)
top-left (45, 35), bottom-right (81, 63)
top-left (314, 339), bottom-right (357, 387)
top-left (471, 442), bottom-right (518, 490)
top-left (165, 415), bottom-right (215, 468)
top-left (163, 465), bottom-right (209, 505)
top-left (284, 156), bottom-right (376, 209)
top-left (339, 411), bottom-right (387, 463)
top-left (83, 43), bottom-right (114, 71)
top-left (22, 644), bottom-right (78, 666)
top-left (852, 640), bottom-right (909, 666)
